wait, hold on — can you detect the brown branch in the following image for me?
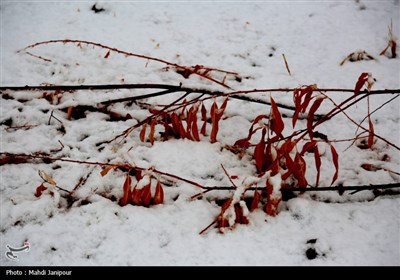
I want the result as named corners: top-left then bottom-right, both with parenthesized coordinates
top-left (1, 153), bottom-right (399, 195)
top-left (0, 153), bottom-right (207, 190)
top-left (17, 39), bottom-right (236, 89)
top-left (2, 84), bottom-right (399, 95)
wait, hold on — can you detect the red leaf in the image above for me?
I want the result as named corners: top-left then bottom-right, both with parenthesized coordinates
top-left (292, 89), bottom-right (301, 128)
top-left (368, 118), bottom-right (374, 149)
top-left (265, 180), bottom-right (281, 217)
top-left (354, 72), bottom-right (369, 95)
top-left (234, 138), bottom-right (250, 149)
top-left (153, 180), bottom-right (164, 205)
top-left (200, 103), bottom-right (207, 136)
top-left (314, 146), bottom-right (321, 187)
top-left (149, 118), bottom-right (156, 145)
top-left (135, 170), bottom-right (142, 182)
top-left (270, 97), bottom-right (284, 136)
top-left (280, 139), bottom-right (296, 155)
top-left (131, 186), bottom-right (142, 206)
top-left (234, 203), bottom-right (243, 224)
top-left (300, 140), bottom-right (317, 155)
top-left (254, 128), bottom-right (266, 173)
top-left (292, 85), bottom-right (316, 127)
top-left (220, 97), bottom-right (229, 112)
top-left (119, 175), bottom-right (132, 206)
top-left (282, 153), bottom-right (296, 181)
top-left (35, 183), bottom-right (47, 197)
top-left (270, 158), bottom-right (280, 176)
top-left (139, 123), bottom-right (147, 142)
top-left (330, 145), bottom-right (339, 185)
top-left (210, 98), bottom-right (228, 143)
top-left (141, 183), bottom-right (152, 207)
top-left (300, 90), bottom-right (314, 113)
top-left (104, 50), bottom-right (110, 59)
top-left (361, 163), bottom-right (381, 171)
top-left (189, 106), bottom-right (200, 141)
top-left (251, 189), bottom-right (260, 211)
top-left (307, 97), bottom-right (325, 139)
top-left (294, 153), bottom-right (307, 188)
top-left (171, 113), bottom-right (186, 139)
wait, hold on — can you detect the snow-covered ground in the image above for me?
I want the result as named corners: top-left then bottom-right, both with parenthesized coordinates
top-left (1, 0), bottom-right (399, 266)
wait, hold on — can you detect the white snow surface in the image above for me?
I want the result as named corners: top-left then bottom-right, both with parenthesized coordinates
top-left (1, 0), bottom-right (399, 266)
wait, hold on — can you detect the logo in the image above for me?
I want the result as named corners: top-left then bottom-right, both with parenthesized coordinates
top-left (5, 242), bottom-right (30, 261)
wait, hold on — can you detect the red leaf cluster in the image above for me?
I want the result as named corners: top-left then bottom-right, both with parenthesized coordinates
top-left (119, 173), bottom-right (164, 207)
top-left (140, 98), bottom-right (228, 144)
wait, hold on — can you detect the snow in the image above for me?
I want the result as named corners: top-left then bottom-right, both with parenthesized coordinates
top-left (1, 0), bottom-right (399, 266)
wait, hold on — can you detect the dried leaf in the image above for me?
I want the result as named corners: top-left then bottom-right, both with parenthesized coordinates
top-left (251, 189), bottom-right (261, 211)
top-left (153, 180), bottom-right (164, 205)
top-left (100, 165), bottom-right (114, 177)
top-left (104, 50), bottom-right (110, 59)
top-left (390, 40), bottom-right (397, 58)
top-left (141, 183), bottom-right (152, 207)
top-left (270, 97), bottom-right (284, 136)
top-left (35, 183), bottom-right (47, 197)
top-left (119, 175), bottom-right (132, 206)
top-left (330, 145), bottom-right (339, 185)
top-left (139, 123), bottom-right (147, 142)
top-left (282, 53), bottom-right (292, 76)
top-left (39, 171), bottom-right (57, 186)
top-left (354, 72), bottom-right (369, 95)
